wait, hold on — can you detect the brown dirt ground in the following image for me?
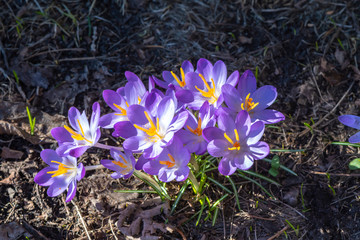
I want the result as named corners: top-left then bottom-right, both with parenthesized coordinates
top-left (1, 0), bottom-right (360, 239)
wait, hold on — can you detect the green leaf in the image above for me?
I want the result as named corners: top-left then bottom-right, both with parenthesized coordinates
top-left (349, 158), bottom-right (360, 170)
top-left (271, 155), bottom-right (280, 169)
top-left (268, 168), bottom-right (279, 177)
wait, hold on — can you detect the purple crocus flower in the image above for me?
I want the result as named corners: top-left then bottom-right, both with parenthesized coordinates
top-left (136, 136), bottom-right (190, 182)
top-left (121, 96), bottom-right (188, 159)
top-left (51, 102), bottom-right (101, 157)
top-left (176, 101), bottom-right (216, 155)
top-left (338, 115), bottom-right (360, 143)
top-left (203, 110), bottom-right (269, 176)
top-left (222, 70), bottom-right (285, 124)
top-left (34, 149), bottom-right (85, 202)
top-left (101, 148), bottom-right (136, 179)
top-left (152, 60), bottom-right (195, 103)
top-left (99, 71), bottom-right (149, 129)
top-left (187, 58), bottom-right (239, 109)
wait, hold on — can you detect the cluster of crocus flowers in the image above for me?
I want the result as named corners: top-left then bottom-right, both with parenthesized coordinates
top-left (35, 58), bottom-right (285, 202)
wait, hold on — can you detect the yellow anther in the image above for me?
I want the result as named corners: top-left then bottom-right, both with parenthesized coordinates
top-left (241, 93), bottom-right (259, 111)
top-left (133, 111), bottom-right (162, 138)
top-left (64, 123), bottom-right (93, 144)
top-left (47, 161), bottom-right (71, 177)
top-left (186, 117), bottom-right (202, 136)
top-left (195, 74), bottom-right (218, 103)
top-left (137, 97), bottom-right (141, 104)
top-left (224, 132), bottom-right (234, 145)
top-left (113, 103), bottom-right (127, 116)
top-left (171, 69), bottom-right (186, 88)
top-left (224, 129), bottom-right (241, 151)
top-left (159, 154), bottom-right (176, 168)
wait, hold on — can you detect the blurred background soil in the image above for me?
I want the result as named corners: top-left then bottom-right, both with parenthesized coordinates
top-left (1, 0), bottom-right (360, 239)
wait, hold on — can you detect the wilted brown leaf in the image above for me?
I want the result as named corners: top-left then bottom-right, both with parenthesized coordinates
top-left (1, 147), bottom-right (23, 160)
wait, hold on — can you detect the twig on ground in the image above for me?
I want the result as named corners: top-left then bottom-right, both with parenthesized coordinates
top-left (299, 81), bottom-right (354, 137)
top-left (267, 225), bottom-right (289, 240)
top-left (73, 201), bottom-right (92, 240)
top-left (109, 219), bottom-right (118, 240)
top-left (309, 171), bottom-right (360, 177)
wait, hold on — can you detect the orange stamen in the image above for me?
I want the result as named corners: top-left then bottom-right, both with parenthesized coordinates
top-left (159, 154), bottom-right (176, 168)
top-left (186, 117), bottom-right (202, 136)
top-left (171, 67), bottom-right (186, 87)
top-left (64, 120), bottom-right (93, 144)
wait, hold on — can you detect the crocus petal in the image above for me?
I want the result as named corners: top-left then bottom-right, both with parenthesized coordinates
top-left (249, 141), bottom-right (270, 159)
top-left (34, 167), bottom-right (55, 186)
top-left (103, 90), bottom-right (125, 112)
top-left (127, 105), bottom-right (148, 125)
top-left (99, 113), bottom-right (126, 129)
top-left (123, 135), bottom-right (153, 151)
top-left (175, 89), bottom-right (194, 103)
top-left (90, 102), bottom-right (100, 132)
top-left (226, 70), bottom-right (239, 86)
top-left (217, 111), bottom-right (236, 132)
top-left (69, 146), bottom-right (89, 158)
top-left (233, 154), bottom-right (254, 170)
top-left (338, 115), bottom-right (360, 130)
top-left (65, 181), bottom-right (77, 202)
top-left (158, 97), bottom-right (175, 131)
top-left (167, 111), bottom-right (188, 134)
top-left (349, 131), bottom-right (360, 143)
top-left (238, 70), bottom-right (257, 98)
top-left (197, 58), bottom-right (213, 82)
top-left (101, 159), bottom-right (119, 172)
top-left (235, 110), bottom-right (251, 137)
top-left (207, 139), bottom-right (228, 157)
top-left (213, 60), bottom-right (227, 87)
top-left (182, 60), bottom-right (194, 73)
top-left (113, 121), bottom-right (137, 138)
top-left (51, 127), bottom-right (73, 143)
top-left (68, 107), bottom-right (81, 130)
top-left (203, 127), bottom-right (224, 142)
top-left (251, 85), bottom-right (277, 111)
top-left (152, 75), bottom-right (168, 89)
top-left (247, 121), bottom-right (265, 145)
top-left (47, 178), bottom-right (70, 197)
top-left (222, 84), bottom-right (242, 112)
top-left (40, 149), bottom-right (63, 165)
top-left (174, 167), bottom-right (190, 182)
top-left (135, 156), bottom-right (149, 170)
top-left (251, 109), bottom-right (285, 124)
top-left (218, 157), bottom-right (237, 176)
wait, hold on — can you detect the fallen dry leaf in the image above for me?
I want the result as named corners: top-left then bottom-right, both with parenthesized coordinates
top-left (1, 147), bottom-right (24, 159)
top-left (0, 120), bottom-right (41, 145)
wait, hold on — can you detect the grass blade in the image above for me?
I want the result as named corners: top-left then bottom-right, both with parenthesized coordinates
top-left (226, 176), bottom-right (241, 211)
top-left (270, 149), bottom-right (305, 153)
top-left (237, 172), bottom-right (275, 199)
top-left (332, 141), bottom-right (360, 147)
top-left (261, 158), bottom-right (298, 176)
top-left (170, 179), bottom-right (190, 215)
top-left (239, 170), bottom-right (281, 186)
top-left (207, 177), bottom-right (232, 194)
top-left (210, 193), bottom-right (228, 211)
top-left (212, 207), bottom-right (219, 226)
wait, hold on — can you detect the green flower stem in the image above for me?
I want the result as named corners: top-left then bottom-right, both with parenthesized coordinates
top-left (133, 170), bottom-right (171, 200)
top-left (188, 170), bottom-right (200, 194)
top-left (94, 142), bottom-right (123, 151)
top-left (190, 155), bottom-right (199, 172)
